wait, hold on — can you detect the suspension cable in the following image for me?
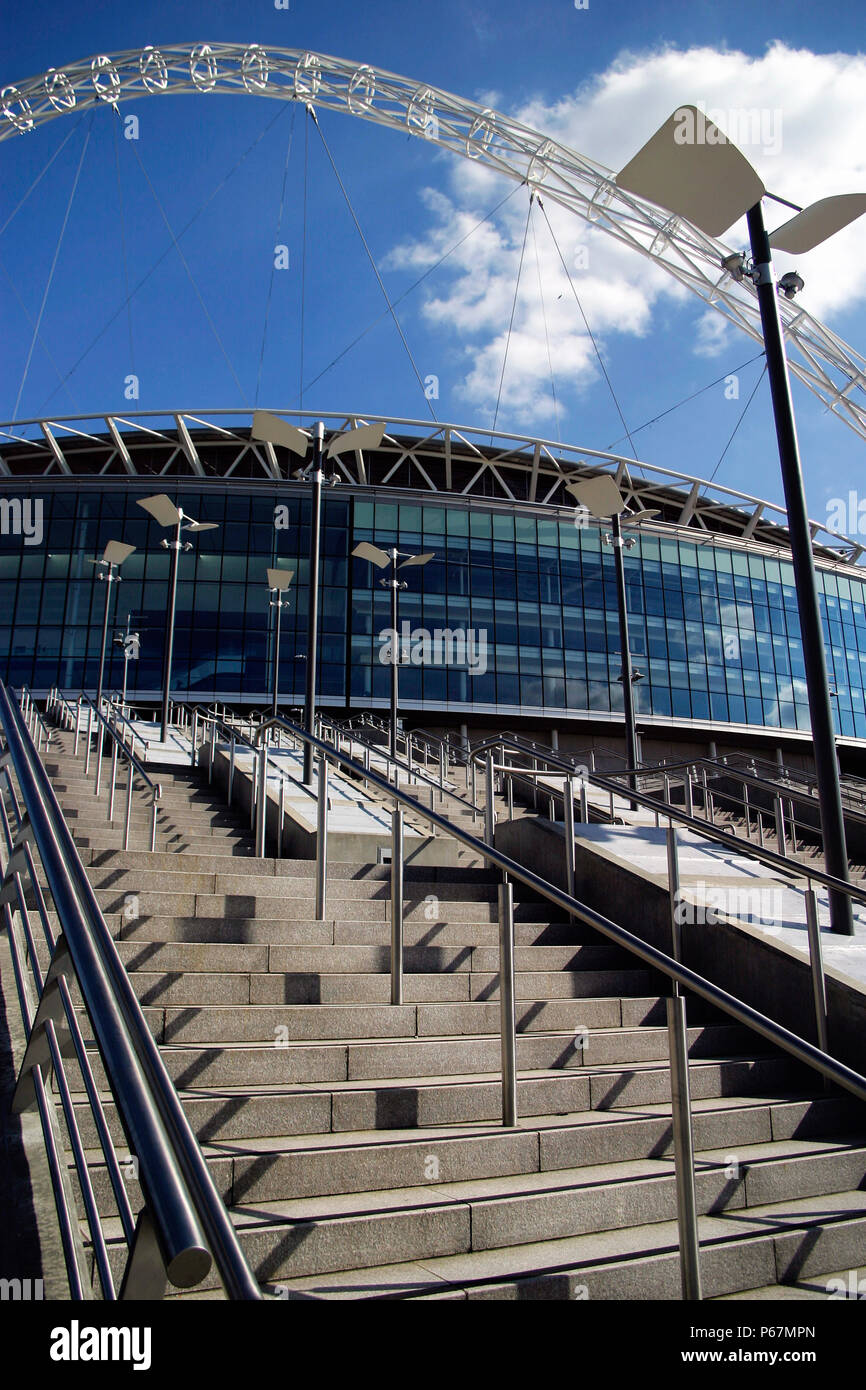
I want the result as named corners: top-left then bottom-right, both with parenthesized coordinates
top-left (0, 117), bottom-right (82, 239)
top-left (303, 185), bottom-right (520, 396)
top-left (530, 199), bottom-right (561, 444)
top-left (39, 103), bottom-right (290, 414)
top-left (605, 351), bottom-right (766, 451)
top-left (116, 108), bottom-right (249, 404)
top-left (0, 255), bottom-right (80, 413)
top-left (12, 115), bottom-right (93, 422)
top-left (491, 193), bottom-right (533, 438)
top-left (537, 196), bottom-right (641, 468)
top-left (299, 108), bottom-right (309, 411)
top-left (703, 360), bottom-right (769, 490)
top-left (112, 115), bottom-right (135, 386)
top-left (310, 107), bottom-right (437, 421)
top-left (256, 105), bottom-right (296, 406)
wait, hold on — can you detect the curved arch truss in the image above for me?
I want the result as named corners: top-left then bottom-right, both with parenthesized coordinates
top-left (2, 42), bottom-right (866, 444)
top-left (0, 408), bottom-right (862, 567)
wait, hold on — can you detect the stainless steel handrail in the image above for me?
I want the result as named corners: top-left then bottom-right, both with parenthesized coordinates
top-left (0, 682), bottom-right (261, 1299)
top-left (52, 691), bottom-right (163, 852)
top-left (245, 714), bottom-right (866, 1101)
top-left (471, 733), bottom-right (866, 911)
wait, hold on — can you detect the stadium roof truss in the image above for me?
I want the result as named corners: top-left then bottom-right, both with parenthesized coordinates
top-left (2, 43), bottom-right (866, 446)
top-left (0, 409), bottom-right (861, 569)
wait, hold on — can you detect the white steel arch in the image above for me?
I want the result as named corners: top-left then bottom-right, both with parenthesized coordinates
top-left (2, 41), bottom-right (866, 444)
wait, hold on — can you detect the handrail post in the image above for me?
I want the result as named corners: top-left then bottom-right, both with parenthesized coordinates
top-left (667, 824), bottom-right (683, 964)
top-left (390, 805), bottom-right (404, 1005)
top-left (124, 766), bottom-right (134, 852)
top-left (471, 759), bottom-right (478, 822)
top-left (228, 732), bottom-right (236, 805)
top-left (255, 745), bottom-right (268, 858)
top-left (804, 887), bottom-right (830, 1076)
top-left (150, 790), bottom-right (159, 852)
top-left (684, 771), bottom-right (694, 820)
top-left (84, 704), bottom-right (94, 775)
top-left (507, 770), bottom-right (514, 821)
top-left (277, 775), bottom-right (285, 859)
top-left (564, 775), bottom-right (576, 903)
top-left (579, 778), bottom-right (589, 824)
top-left (485, 750), bottom-right (496, 844)
top-left (73, 696), bottom-right (82, 757)
top-left (667, 992), bottom-right (703, 1301)
top-left (209, 719), bottom-right (216, 786)
top-left (315, 753), bottom-right (328, 921)
top-left (108, 738), bottom-right (119, 823)
top-left (191, 709), bottom-right (199, 768)
top-left (774, 794), bottom-right (787, 857)
top-left (498, 879), bottom-right (518, 1127)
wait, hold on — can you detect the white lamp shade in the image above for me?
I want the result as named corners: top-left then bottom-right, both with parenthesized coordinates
top-left (616, 106), bottom-right (765, 237)
top-left (399, 551), bottom-right (435, 568)
top-left (769, 194), bottom-right (866, 254)
top-left (328, 422), bottom-right (386, 458)
top-left (251, 411), bottom-right (310, 457)
top-left (565, 474), bottom-right (625, 518)
top-left (137, 493), bottom-right (181, 527)
top-left (102, 540), bottom-right (136, 565)
top-left (352, 541), bottom-right (391, 569)
top-left (267, 567), bottom-right (295, 591)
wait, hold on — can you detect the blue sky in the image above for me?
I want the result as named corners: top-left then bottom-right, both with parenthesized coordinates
top-left (1, 0), bottom-right (865, 537)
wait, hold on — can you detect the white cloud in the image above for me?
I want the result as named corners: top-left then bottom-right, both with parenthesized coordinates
top-left (386, 41), bottom-right (866, 428)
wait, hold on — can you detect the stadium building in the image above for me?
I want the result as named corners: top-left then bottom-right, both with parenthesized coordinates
top-left (2, 407), bottom-right (866, 771)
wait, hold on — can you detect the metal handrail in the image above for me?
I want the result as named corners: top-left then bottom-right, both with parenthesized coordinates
top-left (317, 715), bottom-right (482, 818)
top-left (721, 750), bottom-right (866, 814)
top-left (0, 682), bottom-right (261, 1299)
top-left (50, 692), bottom-right (163, 852)
top-left (469, 732), bottom-right (866, 911)
top-left (239, 713), bottom-right (866, 1102)
top-left (631, 753), bottom-right (866, 827)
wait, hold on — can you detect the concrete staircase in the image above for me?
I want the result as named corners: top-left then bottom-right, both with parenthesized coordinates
top-left (35, 723), bottom-right (866, 1300)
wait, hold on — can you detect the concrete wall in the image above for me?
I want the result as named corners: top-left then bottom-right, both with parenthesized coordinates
top-left (495, 815), bottom-right (866, 1080)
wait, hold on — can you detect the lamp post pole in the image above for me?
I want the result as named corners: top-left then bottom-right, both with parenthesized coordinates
top-left (303, 422), bottom-right (324, 784)
top-left (384, 548), bottom-right (405, 765)
top-left (95, 565), bottom-right (120, 719)
top-left (273, 590), bottom-right (283, 719)
top-left (746, 201), bottom-right (853, 936)
top-left (161, 513), bottom-right (183, 743)
top-left (610, 510), bottom-right (639, 805)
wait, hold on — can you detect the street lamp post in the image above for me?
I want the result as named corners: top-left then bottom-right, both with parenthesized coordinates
top-left (567, 475), bottom-right (655, 807)
top-left (113, 613), bottom-right (141, 710)
top-left (136, 494), bottom-right (219, 743)
top-left (352, 542), bottom-right (435, 764)
top-left (615, 105), bottom-right (866, 935)
top-left (89, 541), bottom-right (136, 717)
top-left (266, 567), bottom-right (295, 718)
top-left (251, 413), bottom-right (386, 783)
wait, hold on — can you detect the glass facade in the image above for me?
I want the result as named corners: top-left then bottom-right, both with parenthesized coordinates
top-left (3, 482), bottom-right (866, 740)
